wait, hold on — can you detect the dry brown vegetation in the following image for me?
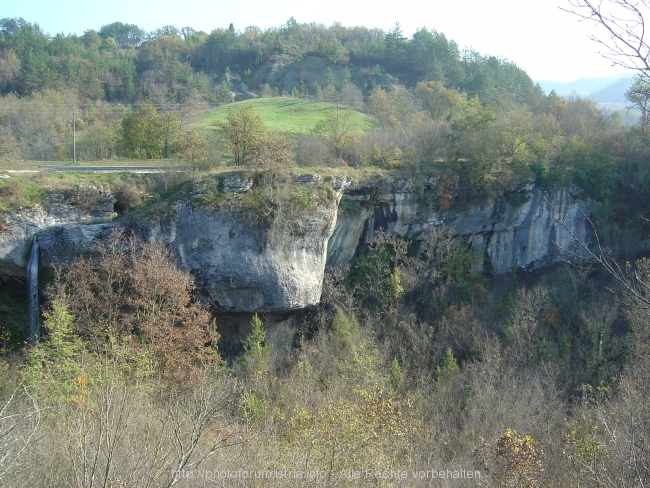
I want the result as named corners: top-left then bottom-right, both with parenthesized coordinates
top-left (2, 222), bottom-right (650, 487)
top-left (51, 228), bottom-right (218, 370)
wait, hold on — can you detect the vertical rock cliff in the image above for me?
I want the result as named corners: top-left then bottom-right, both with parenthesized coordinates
top-left (133, 200), bottom-right (339, 312)
top-left (0, 177), bottom-right (591, 313)
top-left (327, 180), bottom-right (590, 275)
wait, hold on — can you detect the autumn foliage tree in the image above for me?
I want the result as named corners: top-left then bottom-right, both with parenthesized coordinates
top-left (413, 80), bottom-right (467, 121)
top-left (121, 104), bottom-right (165, 158)
top-left (311, 106), bottom-right (357, 159)
top-left (175, 128), bottom-right (208, 162)
top-left (53, 228), bottom-right (218, 368)
top-left (216, 104), bottom-right (267, 166)
top-left (474, 429), bottom-right (545, 487)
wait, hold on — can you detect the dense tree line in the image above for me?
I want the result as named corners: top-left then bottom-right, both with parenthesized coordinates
top-left (0, 17), bottom-right (539, 104)
top-left (0, 16), bottom-right (548, 164)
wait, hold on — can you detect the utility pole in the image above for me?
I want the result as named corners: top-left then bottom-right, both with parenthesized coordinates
top-left (72, 108), bottom-right (76, 164)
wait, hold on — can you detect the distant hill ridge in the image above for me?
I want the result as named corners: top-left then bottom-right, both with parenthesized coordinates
top-left (536, 73), bottom-right (634, 102)
top-left (0, 18), bottom-right (541, 108)
top-left (587, 77), bottom-right (633, 105)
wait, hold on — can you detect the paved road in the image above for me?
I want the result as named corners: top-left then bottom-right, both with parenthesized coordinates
top-left (37, 165), bottom-right (190, 173)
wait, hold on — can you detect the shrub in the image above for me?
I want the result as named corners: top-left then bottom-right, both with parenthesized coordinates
top-left (474, 429), bottom-right (545, 487)
top-left (295, 133), bottom-right (335, 166)
top-left (113, 181), bottom-right (141, 213)
top-left (0, 179), bottom-right (24, 203)
top-left (67, 184), bottom-right (115, 213)
top-left (54, 228), bottom-right (219, 372)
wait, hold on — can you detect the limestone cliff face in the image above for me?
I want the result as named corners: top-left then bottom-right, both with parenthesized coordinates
top-left (0, 192), bottom-right (339, 313)
top-left (0, 186), bottom-right (117, 284)
top-left (0, 202), bottom-right (112, 284)
top-left (132, 201), bottom-right (338, 312)
top-left (327, 180), bottom-right (591, 274)
top-left (0, 176), bottom-right (590, 312)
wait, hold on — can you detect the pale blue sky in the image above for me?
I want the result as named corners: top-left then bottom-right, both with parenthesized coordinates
top-left (2, 0), bottom-right (630, 82)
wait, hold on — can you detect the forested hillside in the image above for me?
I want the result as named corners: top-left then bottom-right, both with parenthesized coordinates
top-left (0, 17), bottom-right (542, 162)
top-left (0, 18), bottom-right (537, 102)
top-left (2, 15), bottom-right (650, 488)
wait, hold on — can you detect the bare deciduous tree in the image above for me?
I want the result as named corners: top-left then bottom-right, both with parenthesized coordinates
top-left (563, 0), bottom-right (650, 74)
top-left (0, 384), bottom-right (41, 483)
top-left (45, 367), bottom-right (243, 488)
top-left (549, 200), bottom-right (650, 313)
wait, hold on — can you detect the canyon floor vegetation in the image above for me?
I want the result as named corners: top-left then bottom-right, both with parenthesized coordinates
top-left (4, 221), bottom-right (650, 487)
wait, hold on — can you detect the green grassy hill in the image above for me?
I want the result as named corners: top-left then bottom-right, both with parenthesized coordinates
top-left (192, 97), bottom-right (374, 134)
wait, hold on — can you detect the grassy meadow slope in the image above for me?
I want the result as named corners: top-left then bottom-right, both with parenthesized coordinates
top-left (191, 97), bottom-right (374, 134)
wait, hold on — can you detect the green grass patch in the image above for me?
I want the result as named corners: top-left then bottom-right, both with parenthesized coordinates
top-left (0, 172), bottom-right (117, 210)
top-left (0, 159), bottom-right (185, 171)
top-left (339, 200), bottom-right (360, 213)
top-left (192, 97), bottom-right (374, 135)
top-left (0, 170), bottom-right (192, 212)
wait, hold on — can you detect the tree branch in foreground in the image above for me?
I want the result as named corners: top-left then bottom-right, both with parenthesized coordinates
top-left (562, 0), bottom-right (650, 74)
top-left (547, 196), bottom-right (650, 310)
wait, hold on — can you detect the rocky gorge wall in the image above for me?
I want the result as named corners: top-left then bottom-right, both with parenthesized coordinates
top-left (0, 176), bottom-right (591, 313)
top-left (0, 179), bottom-right (341, 313)
top-left (131, 200), bottom-right (338, 312)
top-left (327, 178), bottom-right (591, 275)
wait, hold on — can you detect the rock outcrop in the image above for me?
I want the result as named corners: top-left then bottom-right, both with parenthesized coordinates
top-left (0, 181), bottom-right (340, 313)
top-left (0, 176), bottom-right (591, 311)
top-left (220, 177), bottom-right (253, 195)
top-left (327, 180), bottom-right (590, 275)
top-left (0, 199), bottom-right (114, 284)
top-left (131, 200), bottom-right (338, 312)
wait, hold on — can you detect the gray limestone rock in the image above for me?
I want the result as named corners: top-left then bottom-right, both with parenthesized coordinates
top-left (0, 202), bottom-right (114, 282)
top-left (326, 181), bottom-right (591, 275)
top-left (1, 176), bottom-right (592, 313)
top-left (130, 200), bottom-right (339, 312)
top-left (222, 177), bottom-right (253, 194)
top-left (293, 173), bottom-right (323, 185)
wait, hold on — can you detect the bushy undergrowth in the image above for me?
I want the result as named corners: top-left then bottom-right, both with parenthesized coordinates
top-left (3, 223), bottom-right (649, 487)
